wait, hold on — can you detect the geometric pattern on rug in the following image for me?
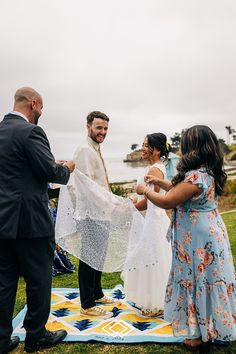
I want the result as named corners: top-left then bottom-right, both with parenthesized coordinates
top-left (13, 285), bottom-right (183, 343)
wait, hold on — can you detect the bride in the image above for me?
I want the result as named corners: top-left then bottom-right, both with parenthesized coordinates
top-left (123, 133), bottom-right (172, 317)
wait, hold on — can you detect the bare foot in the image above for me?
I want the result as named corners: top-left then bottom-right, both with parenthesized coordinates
top-left (184, 338), bottom-right (202, 348)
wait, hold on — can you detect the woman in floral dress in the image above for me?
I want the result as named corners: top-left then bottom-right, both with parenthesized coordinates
top-left (136, 125), bottom-right (236, 351)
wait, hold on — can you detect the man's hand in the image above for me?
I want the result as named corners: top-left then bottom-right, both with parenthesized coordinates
top-left (63, 160), bottom-right (75, 173)
top-left (56, 160), bottom-right (65, 165)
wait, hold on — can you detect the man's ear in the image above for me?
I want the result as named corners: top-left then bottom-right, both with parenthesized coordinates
top-left (31, 99), bottom-right (36, 110)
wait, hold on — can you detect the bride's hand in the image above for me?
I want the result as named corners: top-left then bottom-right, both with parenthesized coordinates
top-left (144, 175), bottom-right (160, 185)
top-left (128, 195), bottom-right (138, 204)
top-left (135, 184), bottom-right (146, 195)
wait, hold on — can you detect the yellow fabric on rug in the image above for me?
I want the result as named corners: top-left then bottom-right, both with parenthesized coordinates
top-left (13, 285), bottom-right (183, 343)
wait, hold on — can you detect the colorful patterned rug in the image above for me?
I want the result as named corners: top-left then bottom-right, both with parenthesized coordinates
top-left (13, 285), bottom-right (183, 343)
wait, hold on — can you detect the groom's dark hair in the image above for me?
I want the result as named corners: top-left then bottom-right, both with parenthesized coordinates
top-left (87, 111), bottom-right (109, 125)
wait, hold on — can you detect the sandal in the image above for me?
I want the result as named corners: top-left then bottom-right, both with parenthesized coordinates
top-left (139, 309), bottom-right (164, 318)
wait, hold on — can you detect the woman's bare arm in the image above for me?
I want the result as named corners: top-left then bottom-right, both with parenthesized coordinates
top-left (134, 166), bottom-right (165, 211)
top-left (147, 166), bottom-right (164, 193)
top-left (144, 175), bottom-right (173, 191)
top-left (136, 182), bottom-right (201, 209)
top-left (134, 197), bottom-right (147, 211)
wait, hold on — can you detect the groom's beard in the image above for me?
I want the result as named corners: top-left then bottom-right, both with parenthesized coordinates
top-left (91, 134), bottom-right (107, 144)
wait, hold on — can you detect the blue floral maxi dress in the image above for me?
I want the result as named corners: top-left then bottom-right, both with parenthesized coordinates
top-left (164, 168), bottom-right (236, 342)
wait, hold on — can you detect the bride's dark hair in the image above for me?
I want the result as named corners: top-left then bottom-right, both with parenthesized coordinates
top-left (172, 125), bottom-right (227, 195)
top-left (147, 133), bottom-right (171, 161)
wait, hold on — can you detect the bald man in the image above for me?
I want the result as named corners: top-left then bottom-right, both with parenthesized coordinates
top-left (0, 87), bottom-right (75, 353)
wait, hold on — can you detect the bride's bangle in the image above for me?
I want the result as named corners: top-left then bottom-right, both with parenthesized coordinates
top-left (143, 187), bottom-right (151, 198)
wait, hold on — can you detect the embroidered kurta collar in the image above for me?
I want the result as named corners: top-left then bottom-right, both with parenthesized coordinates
top-left (87, 136), bottom-right (100, 151)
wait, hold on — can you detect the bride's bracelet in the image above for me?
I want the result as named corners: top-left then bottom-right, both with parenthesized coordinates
top-left (143, 187), bottom-right (151, 198)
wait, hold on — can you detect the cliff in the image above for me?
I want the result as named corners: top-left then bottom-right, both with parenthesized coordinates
top-left (123, 149), bottom-right (143, 162)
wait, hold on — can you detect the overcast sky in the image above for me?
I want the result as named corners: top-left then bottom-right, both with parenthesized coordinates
top-left (0, 0), bottom-right (236, 159)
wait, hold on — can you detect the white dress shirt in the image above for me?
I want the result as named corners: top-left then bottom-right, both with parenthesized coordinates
top-left (9, 111), bottom-right (29, 122)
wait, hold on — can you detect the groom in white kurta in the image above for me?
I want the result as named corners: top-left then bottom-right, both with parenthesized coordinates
top-left (73, 111), bottom-right (116, 318)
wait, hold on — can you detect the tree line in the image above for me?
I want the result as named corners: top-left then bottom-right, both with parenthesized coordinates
top-left (131, 126), bottom-right (236, 154)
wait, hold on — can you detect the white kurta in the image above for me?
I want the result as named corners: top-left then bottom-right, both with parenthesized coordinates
top-left (73, 136), bottom-right (109, 191)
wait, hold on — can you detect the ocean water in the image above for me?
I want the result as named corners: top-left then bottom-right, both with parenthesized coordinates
top-left (105, 157), bottom-right (147, 183)
top-left (106, 158), bottom-right (236, 183)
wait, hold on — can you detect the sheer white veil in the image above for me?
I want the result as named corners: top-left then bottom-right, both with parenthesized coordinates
top-left (55, 169), bottom-right (159, 273)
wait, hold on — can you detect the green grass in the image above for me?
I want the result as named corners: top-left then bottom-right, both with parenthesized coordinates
top-left (13, 212), bottom-right (236, 353)
top-left (221, 211), bottom-right (236, 268)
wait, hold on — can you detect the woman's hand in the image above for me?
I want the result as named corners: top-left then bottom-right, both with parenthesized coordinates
top-left (128, 195), bottom-right (138, 204)
top-left (135, 184), bottom-right (147, 195)
top-left (144, 175), bottom-right (160, 185)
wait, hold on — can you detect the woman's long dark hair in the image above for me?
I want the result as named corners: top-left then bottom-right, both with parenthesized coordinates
top-left (172, 125), bottom-right (227, 195)
top-left (147, 133), bottom-right (171, 160)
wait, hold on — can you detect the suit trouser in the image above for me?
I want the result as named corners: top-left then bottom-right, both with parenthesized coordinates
top-left (79, 260), bottom-right (104, 309)
top-left (0, 237), bottom-right (55, 352)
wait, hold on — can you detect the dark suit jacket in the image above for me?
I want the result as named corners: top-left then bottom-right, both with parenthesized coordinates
top-left (0, 113), bottom-right (70, 239)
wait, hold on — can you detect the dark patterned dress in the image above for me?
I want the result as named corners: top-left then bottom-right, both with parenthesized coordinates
top-left (49, 196), bottom-right (75, 276)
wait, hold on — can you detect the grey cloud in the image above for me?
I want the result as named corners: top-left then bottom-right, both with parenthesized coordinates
top-left (0, 0), bottom-right (235, 158)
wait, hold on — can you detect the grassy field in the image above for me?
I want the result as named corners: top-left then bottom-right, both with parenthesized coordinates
top-left (13, 211), bottom-right (236, 353)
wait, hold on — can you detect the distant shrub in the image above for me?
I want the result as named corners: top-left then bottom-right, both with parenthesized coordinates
top-left (218, 194), bottom-right (236, 212)
top-left (225, 143), bottom-right (236, 161)
top-left (110, 184), bottom-right (128, 197)
top-left (228, 144), bottom-right (236, 152)
top-left (223, 180), bottom-right (236, 195)
top-left (230, 152), bottom-right (236, 160)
